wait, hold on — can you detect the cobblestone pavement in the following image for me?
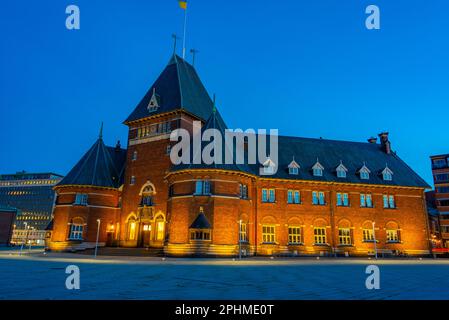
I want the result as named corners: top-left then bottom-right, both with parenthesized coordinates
top-left (0, 252), bottom-right (448, 300)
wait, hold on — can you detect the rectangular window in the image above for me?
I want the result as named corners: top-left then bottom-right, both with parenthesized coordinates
top-left (366, 194), bottom-right (373, 208)
top-left (386, 230), bottom-right (399, 243)
top-left (262, 189), bottom-right (275, 203)
top-left (314, 227), bottom-right (327, 244)
top-left (289, 167), bottom-right (299, 175)
top-left (363, 229), bottom-right (374, 242)
top-left (195, 181), bottom-right (211, 195)
top-left (287, 190), bottom-right (300, 204)
top-left (262, 225), bottom-right (276, 243)
top-left (239, 184), bottom-right (248, 199)
top-left (337, 193), bottom-right (349, 206)
top-left (337, 193), bottom-right (342, 206)
top-left (313, 168), bottom-right (323, 177)
top-left (130, 176), bottom-right (136, 185)
top-left (389, 195), bottom-right (395, 208)
top-left (288, 226), bottom-right (302, 244)
top-left (69, 224), bottom-right (84, 240)
top-left (360, 194), bottom-right (366, 207)
top-left (435, 174), bottom-right (449, 182)
top-left (338, 228), bottom-right (351, 245)
top-left (312, 191), bottom-right (318, 205)
top-left (262, 189), bottom-right (268, 202)
top-left (239, 222), bottom-right (248, 242)
top-left (319, 192), bottom-right (325, 205)
top-left (269, 189), bottom-right (275, 202)
top-left (383, 195), bottom-right (389, 208)
top-left (74, 193), bottom-right (88, 205)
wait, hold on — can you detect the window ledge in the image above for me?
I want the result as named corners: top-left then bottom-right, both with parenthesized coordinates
top-left (313, 243), bottom-right (330, 246)
top-left (363, 240), bottom-right (379, 243)
top-left (287, 202), bottom-right (302, 205)
top-left (288, 243), bottom-right (304, 246)
top-left (337, 244), bottom-right (354, 247)
top-left (261, 242), bottom-right (277, 245)
top-left (386, 241), bottom-right (401, 244)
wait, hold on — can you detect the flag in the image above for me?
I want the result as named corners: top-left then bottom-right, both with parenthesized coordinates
top-left (179, 0), bottom-right (187, 9)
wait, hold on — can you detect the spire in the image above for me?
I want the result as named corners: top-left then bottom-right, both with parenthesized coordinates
top-left (99, 122), bottom-right (104, 140)
top-left (212, 94), bottom-right (216, 114)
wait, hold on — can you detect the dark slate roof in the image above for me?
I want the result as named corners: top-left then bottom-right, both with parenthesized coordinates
top-left (58, 137), bottom-right (127, 189)
top-left (170, 133), bottom-right (430, 188)
top-left (125, 55), bottom-right (214, 123)
top-left (190, 213), bottom-right (212, 229)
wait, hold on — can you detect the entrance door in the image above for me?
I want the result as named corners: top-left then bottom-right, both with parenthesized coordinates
top-left (141, 223), bottom-right (151, 247)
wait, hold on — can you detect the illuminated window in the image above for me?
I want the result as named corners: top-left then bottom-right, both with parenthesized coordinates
top-left (262, 225), bottom-right (275, 243)
top-left (130, 176), bottom-right (136, 185)
top-left (69, 223), bottom-right (83, 240)
top-left (386, 229), bottom-right (400, 243)
top-left (288, 226), bottom-right (302, 244)
top-left (156, 219), bottom-right (165, 241)
top-left (190, 230), bottom-right (211, 241)
top-left (128, 219), bottom-right (137, 240)
top-left (239, 222), bottom-right (248, 242)
top-left (314, 227), bottom-right (327, 244)
top-left (363, 229), bottom-right (374, 242)
top-left (338, 228), bottom-right (352, 245)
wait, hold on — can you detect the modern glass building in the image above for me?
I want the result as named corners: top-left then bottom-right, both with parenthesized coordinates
top-left (0, 172), bottom-right (63, 244)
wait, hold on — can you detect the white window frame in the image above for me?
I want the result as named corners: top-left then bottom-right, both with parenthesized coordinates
top-left (69, 223), bottom-right (84, 240)
top-left (74, 193), bottom-right (88, 206)
top-left (338, 228), bottom-right (352, 245)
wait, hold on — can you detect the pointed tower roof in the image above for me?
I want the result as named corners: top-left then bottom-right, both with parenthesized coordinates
top-left (125, 54), bottom-right (214, 123)
top-left (57, 130), bottom-right (126, 189)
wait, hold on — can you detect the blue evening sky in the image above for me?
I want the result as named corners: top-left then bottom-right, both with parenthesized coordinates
top-left (1, 0), bottom-right (448, 185)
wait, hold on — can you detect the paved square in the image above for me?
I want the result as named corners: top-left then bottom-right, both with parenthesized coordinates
top-left (0, 250), bottom-right (448, 300)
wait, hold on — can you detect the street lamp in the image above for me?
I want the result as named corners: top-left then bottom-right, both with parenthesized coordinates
top-left (372, 221), bottom-right (378, 259)
top-left (238, 219), bottom-right (242, 260)
top-left (94, 219), bottom-right (101, 258)
top-left (20, 222), bottom-right (28, 256)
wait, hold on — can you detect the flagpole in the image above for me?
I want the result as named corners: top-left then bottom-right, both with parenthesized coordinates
top-left (182, 4), bottom-right (187, 59)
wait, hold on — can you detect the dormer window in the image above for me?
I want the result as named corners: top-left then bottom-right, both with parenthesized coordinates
top-left (312, 160), bottom-right (324, 177)
top-left (382, 165), bottom-right (394, 181)
top-left (262, 157), bottom-right (276, 175)
top-left (336, 161), bottom-right (348, 178)
top-left (288, 159), bottom-right (300, 175)
top-left (147, 88), bottom-right (160, 113)
top-left (358, 163), bottom-right (371, 180)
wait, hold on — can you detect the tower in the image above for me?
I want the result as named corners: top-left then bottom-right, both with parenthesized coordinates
top-left (119, 54), bottom-right (215, 248)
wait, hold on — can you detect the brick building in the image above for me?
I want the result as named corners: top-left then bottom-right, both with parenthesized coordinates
top-left (50, 54), bottom-right (431, 256)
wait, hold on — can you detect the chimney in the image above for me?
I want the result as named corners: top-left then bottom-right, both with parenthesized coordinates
top-left (115, 140), bottom-right (121, 151)
top-left (378, 132), bottom-right (391, 154)
top-left (367, 137), bottom-right (377, 144)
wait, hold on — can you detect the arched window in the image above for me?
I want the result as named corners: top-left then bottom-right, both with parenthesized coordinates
top-left (68, 218), bottom-right (84, 240)
top-left (386, 222), bottom-right (400, 243)
top-left (140, 183), bottom-right (155, 206)
top-left (155, 215), bottom-right (165, 241)
top-left (127, 216), bottom-right (137, 241)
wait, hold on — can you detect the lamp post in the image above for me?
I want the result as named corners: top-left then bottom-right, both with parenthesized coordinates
top-left (372, 221), bottom-right (378, 259)
top-left (94, 219), bottom-right (101, 258)
top-left (238, 219), bottom-right (242, 260)
top-left (20, 222), bottom-right (28, 256)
